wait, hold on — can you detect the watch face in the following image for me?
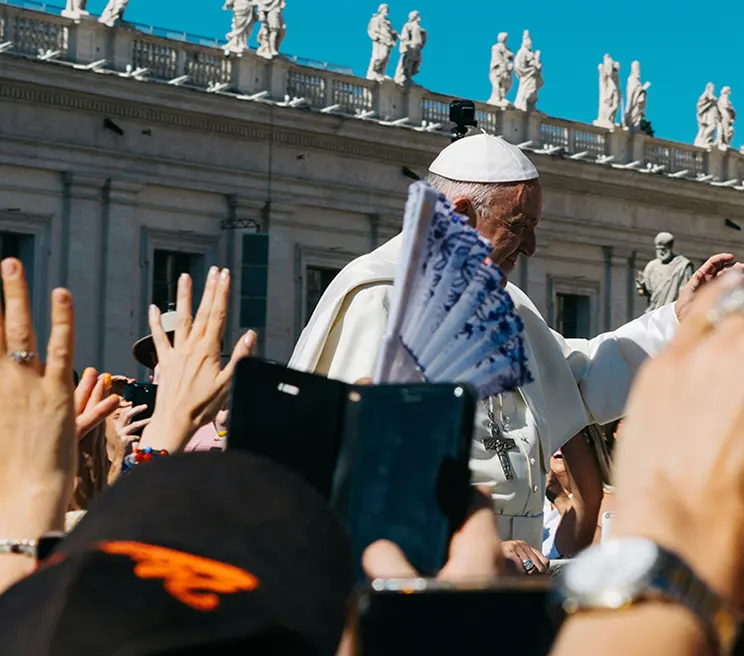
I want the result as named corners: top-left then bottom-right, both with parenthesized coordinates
top-left (563, 538), bottom-right (659, 608)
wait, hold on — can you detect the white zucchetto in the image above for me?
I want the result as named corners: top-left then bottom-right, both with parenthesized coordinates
top-left (428, 133), bottom-right (539, 183)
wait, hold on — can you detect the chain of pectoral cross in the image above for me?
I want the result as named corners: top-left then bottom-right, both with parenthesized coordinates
top-left (482, 395), bottom-right (518, 481)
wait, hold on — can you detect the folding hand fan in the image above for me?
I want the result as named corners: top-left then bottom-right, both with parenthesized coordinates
top-left (374, 182), bottom-right (532, 399)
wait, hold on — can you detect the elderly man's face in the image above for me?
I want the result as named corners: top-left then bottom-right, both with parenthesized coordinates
top-left (454, 180), bottom-right (542, 280)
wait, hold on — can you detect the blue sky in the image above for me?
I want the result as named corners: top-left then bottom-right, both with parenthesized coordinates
top-left (84, 0), bottom-right (740, 147)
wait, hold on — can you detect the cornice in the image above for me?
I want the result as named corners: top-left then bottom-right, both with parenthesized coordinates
top-left (540, 166), bottom-right (744, 216)
top-left (0, 80), bottom-right (435, 169)
top-left (3, 67), bottom-right (744, 215)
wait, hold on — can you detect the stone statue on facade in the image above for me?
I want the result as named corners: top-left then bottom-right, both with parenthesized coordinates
top-left (255, 0), bottom-right (286, 59)
top-left (62, 0), bottom-right (88, 19)
top-left (224, 0), bottom-right (257, 55)
top-left (694, 83), bottom-right (720, 147)
top-left (623, 60), bottom-right (651, 129)
top-left (514, 30), bottom-right (543, 112)
top-left (366, 4), bottom-right (398, 82)
top-left (636, 232), bottom-right (693, 313)
top-left (98, 0), bottom-right (128, 26)
top-left (394, 11), bottom-right (427, 87)
top-left (595, 54), bottom-right (621, 128)
top-left (487, 32), bottom-right (514, 107)
top-left (716, 86), bottom-right (736, 148)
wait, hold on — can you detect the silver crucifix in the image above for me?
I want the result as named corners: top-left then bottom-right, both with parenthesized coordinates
top-left (482, 396), bottom-right (518, 481)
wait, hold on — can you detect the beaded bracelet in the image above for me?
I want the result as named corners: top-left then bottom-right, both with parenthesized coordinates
top-left (121, 447), bottom-right (170, 473)
top-left (0, 539), bottom-right (37, 558)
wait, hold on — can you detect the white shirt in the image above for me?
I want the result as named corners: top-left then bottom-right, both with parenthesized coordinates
top-left (541, 498), bottom-right (562, 559)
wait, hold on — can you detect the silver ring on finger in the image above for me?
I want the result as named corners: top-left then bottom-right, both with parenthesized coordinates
top-left (522, 558), bottom-right (536, 574)
top-left (7, 351), bottom-right (35, 365)
top-left (706, 287), bottom-right (744, 327)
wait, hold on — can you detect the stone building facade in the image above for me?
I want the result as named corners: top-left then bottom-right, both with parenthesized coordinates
top-left (1, 3), bottom-right (743, 377)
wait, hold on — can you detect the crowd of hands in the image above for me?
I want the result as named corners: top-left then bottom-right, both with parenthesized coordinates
top-left (2, 253), bottom-right (744, 654)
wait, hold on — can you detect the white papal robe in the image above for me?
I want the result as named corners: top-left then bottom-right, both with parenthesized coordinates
top-left (289, 235), bottom-right (678, 547)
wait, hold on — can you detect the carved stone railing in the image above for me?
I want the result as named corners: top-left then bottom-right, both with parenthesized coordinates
top-left (284, 65), bottom-right (374, 113)
top-left (538, 118), bottom-right (608, 157)
top-left (0, 1), bottom-right (742, 186)
top-left (0, 2), bottom-right (68, 58)
top-left (644, 139), bottom-right (705, 175)
top-left (128, 34), bottom-right (232, 87)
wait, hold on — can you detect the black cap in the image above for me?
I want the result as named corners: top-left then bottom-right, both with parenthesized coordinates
top-left (0, 452), bottom-right (354, 655)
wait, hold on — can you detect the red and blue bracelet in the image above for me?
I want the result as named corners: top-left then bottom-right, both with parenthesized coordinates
top-left (121, 447), bottom-right (169, 473)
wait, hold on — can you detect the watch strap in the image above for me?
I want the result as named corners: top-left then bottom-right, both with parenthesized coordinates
top-left (650, 547), bottom-right (738, 655)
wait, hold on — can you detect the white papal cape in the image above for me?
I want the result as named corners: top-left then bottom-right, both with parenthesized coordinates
top-left (289, 235), bottom-right (678, 547)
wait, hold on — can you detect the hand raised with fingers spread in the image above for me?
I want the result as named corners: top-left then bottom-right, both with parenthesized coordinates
top-left (0, 258), bottom-right (76, 540)
top-left (139, 267), bottom-right (256, 453)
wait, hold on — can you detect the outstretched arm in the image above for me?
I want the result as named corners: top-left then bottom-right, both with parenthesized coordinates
top-left (564, 254), bottom-right (744, 425)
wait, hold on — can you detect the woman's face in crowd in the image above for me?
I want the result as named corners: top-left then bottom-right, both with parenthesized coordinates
top-left (550, 449), bottom-right (567, 477)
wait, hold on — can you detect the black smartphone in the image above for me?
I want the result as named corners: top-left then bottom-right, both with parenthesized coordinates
top-left (227, 357), bottom-right (349, 499)
top-left (334, 383), bottom-right (475, 578)
top-left (356, 579), bottom-right (562, 656)
top-left (123, 383), bottom-right (158, 436)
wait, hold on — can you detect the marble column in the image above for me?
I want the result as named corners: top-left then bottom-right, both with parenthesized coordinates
top-left (626, 249), bottom-right (639, 321)
top-left (368, 213), bottom-right (380, 252)
top-left (60, 171), bottom-right (108, 371)
top-left (102, 180), bottom-right (143, 377)
top-left (601, 246), bottom-right (613, 332)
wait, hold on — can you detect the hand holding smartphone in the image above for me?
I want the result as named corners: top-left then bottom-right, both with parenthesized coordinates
top-left (227, 359), bottom-right (476, 578)
top-left (123, 383), bottom-right (157, 437)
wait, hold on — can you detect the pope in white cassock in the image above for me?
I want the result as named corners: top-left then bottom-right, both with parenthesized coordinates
top-left (288, 133), bottom-right (732, 557)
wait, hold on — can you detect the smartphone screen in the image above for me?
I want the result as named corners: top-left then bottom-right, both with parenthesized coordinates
top-left (123, 383), bottom-right (157, 436)
top-left (334, 384), bottom-right (475, 578)
top-left (356, 582), bottom-right (562, 655)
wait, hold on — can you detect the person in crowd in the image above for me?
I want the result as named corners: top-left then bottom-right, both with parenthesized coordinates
top-left (289, 131), bottom-right (741, 553)
top-left (550, 270), bottom-right (744, 656)
top-left (361, 269), bottom-right (744, 656)
top-left (592, 419), bottom-right (623, 544)
top-left (0, 261), bottom-right (253, 594)
top-left (133, 308), bottom-right (229, 452)
top-left (542, 429), bottom-right (603, 559)
top-left (0, 452), bottom-right (356, 655)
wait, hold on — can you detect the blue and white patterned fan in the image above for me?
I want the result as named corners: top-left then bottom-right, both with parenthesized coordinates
top-left (374, 182), bottom-right (532, 399)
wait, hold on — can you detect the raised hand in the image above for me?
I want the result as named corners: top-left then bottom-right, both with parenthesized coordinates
top-left (676, 253), bottom-right (744, 320)
top-left (614, 270), bottom-right (744, 607)
top-left (138, 268), bottom-right (256, 453)
top-left (0, 258), bottom-right (76, 589)
top-left (106, 403), bottom-right (149, 484)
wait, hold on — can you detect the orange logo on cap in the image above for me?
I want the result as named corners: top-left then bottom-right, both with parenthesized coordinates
top-left (98, 541), bottom-right (259, 611)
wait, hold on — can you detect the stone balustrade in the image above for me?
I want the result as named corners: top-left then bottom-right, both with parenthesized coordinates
top-left (2, 1), bottom-right (743, 187)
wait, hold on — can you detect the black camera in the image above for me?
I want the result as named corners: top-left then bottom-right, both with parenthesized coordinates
top-left (449, 99), bottom-right (478, 142)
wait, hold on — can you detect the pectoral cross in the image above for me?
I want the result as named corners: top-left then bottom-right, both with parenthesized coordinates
top-left (482, 396), bottom-right (518, 481)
